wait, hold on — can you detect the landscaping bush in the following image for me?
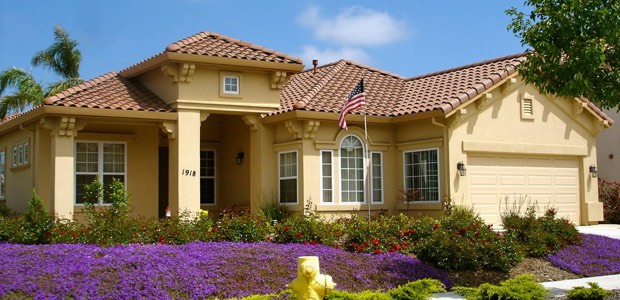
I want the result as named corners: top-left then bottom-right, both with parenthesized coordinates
top-left (387, 278), bottom-right (446, 300)
top-left (502, 204), bottom-right (581, 257)
top-left (259, 200), bottom-right (291, 223)
top-left (599, 179), bottom-right (620, 224)
top-left (566, 282), bottom-right (612, 300)
top-left (215, 214), bottom-right (270, 242)
top-left (341, 214), bottom-right (423, 254)
top-left (453, 274), bottom-right (549, 300)
top-left (415, 206), bottom-right (523, 271)
top-left (6, 191), bottom-right (56, 244)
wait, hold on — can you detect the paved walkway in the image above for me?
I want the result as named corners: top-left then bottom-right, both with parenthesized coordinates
top-left (431, 225), bottom-right (620, 299)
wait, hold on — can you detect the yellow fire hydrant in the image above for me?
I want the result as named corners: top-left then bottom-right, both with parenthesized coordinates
top-left (287, 256), bottom-right (336, 300)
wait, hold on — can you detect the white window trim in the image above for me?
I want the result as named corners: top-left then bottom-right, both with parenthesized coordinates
top-left (370, 151), bottom-right (384, 204)
top-left (402, 148), bottom-right (441, 203)
top-left (339, 134), bottom-right (366, 204)
top-left (75, 141), bottom-right (127, 205)
top-left (11, 141), bottom-right (30, 168)
top-left (223, 75), bottom-right (240, 95)
top-left (320, 150), bottom-right (334, 204)
top-left (200, 149), bottom-right (217, 205)
top-left (278, 150), bottom-right (298, 205)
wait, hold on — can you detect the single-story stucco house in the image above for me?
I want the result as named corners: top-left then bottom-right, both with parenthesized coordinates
top-left (0, 31), bottom-right (612, 226)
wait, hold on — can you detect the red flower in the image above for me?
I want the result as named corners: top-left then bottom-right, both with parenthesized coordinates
top-left (546, 245), bottom-right (552, 251)
top-left (350, 242), bottom-right (356, 247)
top-left (371, 238), bottom-right (379, 246)
top-left (356, 245), bottom-right (364, 252)
top-left (408, 228), bottom-right (416, 234)
top-left (433, 223), bottom-right (440, 230)
top-left (402, 241), bottom-right (409, 248)
top-left (310, 240), bottom-right (318, 245)
top-left (210, 227), bottom-right (217, 233)
top-left (303, 241), bottom-right (309, 245)
top-left (334, 245), bottom-right (341, 249)
top-left (389, 248), bottom-right (397, 253)
top-left (284, 226), bottom-right (290, 232)
top-left (374, 248), bottom-right (382, 254)
top-left (474, 231), bottom-right (481, 237)
top-left (458, 227), bottom-right (468, 235)
top-left (295, 232), bottom-right (302, 238)
top-left (265, 236), bottom-right (272, 241)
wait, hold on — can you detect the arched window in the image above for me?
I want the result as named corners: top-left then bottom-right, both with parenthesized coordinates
top-left (340, 135), bottom-right (364, 203)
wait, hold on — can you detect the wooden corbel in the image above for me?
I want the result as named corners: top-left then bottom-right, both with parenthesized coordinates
top-left (572, 100), bottom-right (587, 117)
top-left (593, 119), bottom-right (609, 135)
top-left (476, 93), bottom-right (492, 110)
top-left (285, 120), bottom-right (302, 139)
top-left (500, 78), bottom-right (517, 94)
top-left (449, 108), bottom-right (468, 128)
top-left (161, 62), bottom-right (195, 83)
top-left (304, 121), bottom-right (320, 139)
top-left (160, 122), bottom-right (177, 139)
top-left (242, 114), bottom-right (260, 131)
top-left (271, 71), bottom-right (288, 89)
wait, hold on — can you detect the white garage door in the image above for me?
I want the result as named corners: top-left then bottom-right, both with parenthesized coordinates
top-left (468, 154), bottom-right (580, 226)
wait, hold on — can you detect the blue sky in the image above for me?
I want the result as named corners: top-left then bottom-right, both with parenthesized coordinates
top-left (1, 0), bottom-right (529, 86)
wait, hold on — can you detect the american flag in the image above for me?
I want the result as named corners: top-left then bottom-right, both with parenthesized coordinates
top-left (338, 79), bottom-right (366, 130)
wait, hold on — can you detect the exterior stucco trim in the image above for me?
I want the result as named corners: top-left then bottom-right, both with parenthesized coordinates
top-left (462, 140), bottom-right (588, 156)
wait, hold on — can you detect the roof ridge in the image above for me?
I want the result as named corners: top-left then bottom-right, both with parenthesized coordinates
top-left (165, 31), bottom-right (303, 64)
top-left (407, 52), bottom-right (527, 81)
top-left (43, 72), bottom-right (119, 105)
top-left (293, 60), bottom-right (348, 110)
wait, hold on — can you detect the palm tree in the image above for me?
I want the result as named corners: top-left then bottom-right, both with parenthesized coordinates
top-left (0, 25), bottom-right (83, 118)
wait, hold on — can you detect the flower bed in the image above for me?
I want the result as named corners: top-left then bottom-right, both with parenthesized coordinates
top-left (547, 234), bottom-right (620, 276)
top-left (0, 242), bottom-right (451, 299)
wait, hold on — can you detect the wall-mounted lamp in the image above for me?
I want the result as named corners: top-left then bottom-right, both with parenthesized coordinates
top-left (236, 151), bottom-right (245, 165)
top-left (457, 162), bottom-right (467, 176)
top-left (589, 165), bottom-right (597, 178)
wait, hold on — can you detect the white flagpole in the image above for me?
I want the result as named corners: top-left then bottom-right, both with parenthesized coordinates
top-left (363, 79), bottom-right (371, 222)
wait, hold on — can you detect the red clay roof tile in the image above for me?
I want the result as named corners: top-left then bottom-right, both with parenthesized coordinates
top-left (43, 72), bottom-right (171, 112)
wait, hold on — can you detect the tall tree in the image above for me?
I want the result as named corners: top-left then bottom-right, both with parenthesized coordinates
top-left (507, 0), bottom-right (620, 109)
top-left (0, 25), bottom-right (83, 118)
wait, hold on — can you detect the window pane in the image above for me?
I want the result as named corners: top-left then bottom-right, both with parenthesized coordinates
top-left (200, 150), bottom-right (216, 204)
top-left (403, 149), bottom-right (439, 202)
top-left (340, 136), bottom-right (364, 203)
top-left (76, 174), bottom-right (97, 204)
top-left (279, 178), bottom-right (297, 203)
top-left (320, 151), bottom-right (333, 203)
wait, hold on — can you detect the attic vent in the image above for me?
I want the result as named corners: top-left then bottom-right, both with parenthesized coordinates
top-left (521, 98), bottom-right (534, 120)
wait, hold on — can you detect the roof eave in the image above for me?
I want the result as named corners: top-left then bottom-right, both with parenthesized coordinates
top-left (120, 52), bottom-right (305, 78)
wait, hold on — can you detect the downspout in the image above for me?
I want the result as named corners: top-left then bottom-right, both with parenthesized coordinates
top-left (431, 117), bottom-right (450, 204)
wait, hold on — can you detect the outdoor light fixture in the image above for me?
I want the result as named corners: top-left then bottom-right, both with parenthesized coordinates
top-left (589, 165), bottom-right (597, 178)
top-left (236, 151), bottom-right (245, 165)
top-left (457, 162), bottom-right (467, 176)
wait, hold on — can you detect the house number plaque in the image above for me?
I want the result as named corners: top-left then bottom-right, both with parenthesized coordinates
top-left (181, 169), bottom-right (197, 177)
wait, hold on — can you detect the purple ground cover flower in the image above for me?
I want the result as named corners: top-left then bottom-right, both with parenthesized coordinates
top-left (547, 234), bottom-right (620, 276)
top-left (0, 242), bottom-right (450, 299)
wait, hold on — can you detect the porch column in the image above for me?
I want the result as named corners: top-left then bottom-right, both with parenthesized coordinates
top-left (168, 109), bottom-right (207, 216)
top-left (243, 114), bottom-right (275, 212)
top-left (47, 117), bottom-right (78, 219)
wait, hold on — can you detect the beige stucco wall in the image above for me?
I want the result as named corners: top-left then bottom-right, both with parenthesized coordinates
top-left (448, 77), bottom-right (602, 225)
top-left (0, 124), bottom-right (35, 213)
top-left (71, 121), bottom-right (161, 220)
top-left (596, 109), bottom-right (619, 182)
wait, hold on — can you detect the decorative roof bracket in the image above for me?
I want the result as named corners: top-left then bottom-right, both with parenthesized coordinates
top-left (572, 100), bottom-right (587, 117)
top-left (271, 71), bottom-right (288, 89)
top-left (161, 62), bottom-right (195, 83)
top-left (476, 93), bottom-right (492, 110)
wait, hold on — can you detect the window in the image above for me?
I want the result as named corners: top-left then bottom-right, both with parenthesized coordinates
top-left (320, 150), bottom-right (333, 203)
top-left (11, 142), bottom-right (29, 168)
top-left (200, 150), bottom-right (216, 205)
top-left (223, 76), bottom-right (239, 94)
top-left (404, 149), bottom-right (439, 202)
top-left (75, 142), bottom-right (126, 204)
top-left (279, 151), bottom-right (297, 204)
top-left (340, 135), bottom-right (364, 203)
top-left (0, 151), bottom-right (5, 199)
top-left (370, 152), bottom-right (383, 203)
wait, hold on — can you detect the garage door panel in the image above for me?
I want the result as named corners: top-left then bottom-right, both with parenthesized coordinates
top-left (468, 154), bottom-right (580, 225)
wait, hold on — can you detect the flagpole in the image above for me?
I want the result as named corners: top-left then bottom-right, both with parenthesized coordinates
top-left (362, 78), bottom-right (371, 222)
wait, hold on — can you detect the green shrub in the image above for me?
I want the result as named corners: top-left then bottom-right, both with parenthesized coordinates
top-left (566, 282), bottom-right (613, 300)
top-left (599, 179), bottom-right (620, 224)
top-left (502, 203), bottom-right (581, 257)
top-left (259, 200), bottom-right (291, 223)
top-left (454, 274), bottom-right (549, 300)
top-left (215, 214), bottom-right (269, 242)
top-left (325, 290), bottom-right (391, 300)
top-left (0, 203), bottom-right (14, 217)
top-left (341, 214), bottom-right (424, 254)
top-left (388, 278), bottom-right (446, 300)
top-left (14, 190), bottom-right (56, 244)
top-left (272, 214), bottom-right (342, 246)
top-left (415, 206), bottom-right (523, 271)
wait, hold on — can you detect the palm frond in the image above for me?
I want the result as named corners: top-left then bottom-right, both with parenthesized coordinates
top-left (31, 25), bottom-right (82, 80)
top-left (0, 67), bottom-right (44, 118)
top-left (45, 77), bottom-right (84, 97)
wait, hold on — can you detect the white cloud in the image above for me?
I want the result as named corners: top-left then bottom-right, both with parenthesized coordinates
top-left (298, 45), bottom-right (370, 66)
top-left (297, 5), bottom-right (408, 47)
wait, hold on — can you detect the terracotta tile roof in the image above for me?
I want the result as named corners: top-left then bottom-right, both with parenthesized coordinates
top-left (277, 54), bottom-right (526, 117)
top-left (123, 32), bottom-right (304, 73)
top-left (165, 32), bottom-right (303, 65)
top-left (0, 111), bottom-right (29, 127)
top-left (43, 72), bottom-right (171, 112)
